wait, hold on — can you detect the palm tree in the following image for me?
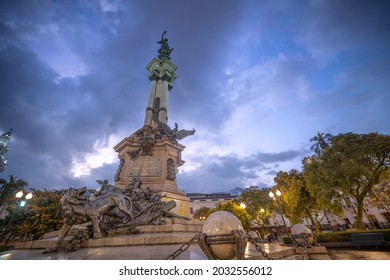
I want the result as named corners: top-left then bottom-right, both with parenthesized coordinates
top-left (0, 175), bottom-right (28, 212)
top-left (310, 132), bottom-right (333, 156)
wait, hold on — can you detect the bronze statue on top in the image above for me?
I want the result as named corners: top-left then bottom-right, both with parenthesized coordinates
top-left (157, 31), bottom-right (173, 60)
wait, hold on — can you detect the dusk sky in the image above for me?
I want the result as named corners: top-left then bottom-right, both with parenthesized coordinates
top-left (1, 0), bottom-right (389, 193)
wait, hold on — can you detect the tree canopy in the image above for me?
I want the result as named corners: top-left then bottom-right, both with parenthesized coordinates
top-left (273, 169), bottom-right (327, 231)
top-left (304, 132), bottom-right (390, 229)
top-left (210, 201), bottom-right (252, 231)
top-left (310, 132), bottom-right (333, 156)
top-left (1, 188), bottom-right (63, 241)
top-left (193, 206), bottom-right (211, 220)
top-left (238, 187), bottom-right (274, 216)
top-left (0, 175), bottom-right (28, 213)
top-left (237, 186), bottom-right (273, 229)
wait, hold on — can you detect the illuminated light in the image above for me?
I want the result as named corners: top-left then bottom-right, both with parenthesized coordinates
top-left (26, 193), bottom-right (33, 200)
top-left (276, 190), bottom-right (282, 196)
top-left (15, 191), bottom-right (23, 198)
top-left (20, 201), bottom-right (26, 207)
top-left (269, 191), bottom-right (274, 198)
top-left (240, 203), bottom-right (246, 209)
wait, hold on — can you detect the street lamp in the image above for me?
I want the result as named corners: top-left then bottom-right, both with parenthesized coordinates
top-left (0, 190), bottom-right (33, 245)
top-left (15, 190), bottom-right (33, 207)
top-left (269, 190), bottom-right (290, 237)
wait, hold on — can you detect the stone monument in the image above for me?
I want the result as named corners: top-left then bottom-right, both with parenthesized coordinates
top-left (113, 31), bottom-right (194, 217)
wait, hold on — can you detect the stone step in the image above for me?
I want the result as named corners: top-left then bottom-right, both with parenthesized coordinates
top-left (43, 219), bottom-right (203, 239)
top-left (245, 244), bottom-right (296, 260)
top-left (88, 232), bottom-right (197, 248)
top-left (309, 254), bottom-right (331, 260)
top-left (295, 246), bottom-right (331, 260)
top-left (295, 246), bottom-right (328, 254)
top-left (280, 254), bottom-right (306, 260)
top-left (13, 232), bottom-right (199, 250)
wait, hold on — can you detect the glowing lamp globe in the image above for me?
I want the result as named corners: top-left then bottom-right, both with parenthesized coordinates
top-left (202, 211), bottom-right (244, 259)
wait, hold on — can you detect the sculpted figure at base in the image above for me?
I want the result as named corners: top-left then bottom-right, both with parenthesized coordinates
top-left (44, 178), bottom-right (187, 253)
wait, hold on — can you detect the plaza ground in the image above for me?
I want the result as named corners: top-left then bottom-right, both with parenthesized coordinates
top-left (1, 243), bottom-right (389, 260)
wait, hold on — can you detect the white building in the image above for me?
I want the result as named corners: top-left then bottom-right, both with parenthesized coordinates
top-left (187, 193), bottom-right (237, 216)
top-left (188, 192), bottom-right (390, 230)
top-left (317, 196), bottom-right (390, 230)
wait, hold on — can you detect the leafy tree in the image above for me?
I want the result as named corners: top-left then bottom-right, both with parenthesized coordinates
top-left (0, 175), bottom-right (28, 213)
top-left (237, 186), bottom-right (273, 236)
top-left (273, 169), bottom-right (320, 231)
top-left (310, 132), bottom-right (333, 156)
top-left (3, 189), bottom-right (63, 241)
top-left (209, 201), bottom-right (252, 231)
top-left (238, 186), bottom-right (274, 216)
top-left (369, 180), bottom-right (390, 211)
top-left (193, 206), bottom-right (211, 220)
top-left (304, 132), bottom-right (390, 229)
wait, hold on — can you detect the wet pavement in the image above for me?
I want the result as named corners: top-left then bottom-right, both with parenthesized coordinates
top-left (2, 241), bottom-right (389, 260)
top-left (0, 244), bottom-right (207, 260)
top-left (0, 242), bottom-right (295, 260)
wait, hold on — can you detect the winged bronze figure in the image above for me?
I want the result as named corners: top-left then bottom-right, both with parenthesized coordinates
top-left (155, 119), bottom-right (195, 144)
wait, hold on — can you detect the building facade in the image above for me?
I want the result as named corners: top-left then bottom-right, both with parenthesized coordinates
top-left (188, 192), bottom-right (390, 230)
top-left (187, 193), bottom-right (238, 216)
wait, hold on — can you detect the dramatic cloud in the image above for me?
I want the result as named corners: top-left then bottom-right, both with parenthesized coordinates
top-left (1, 0), bottom-right (389, 193)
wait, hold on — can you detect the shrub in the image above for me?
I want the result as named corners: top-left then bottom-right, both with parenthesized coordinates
top-left (316, 229), bottom-right (390, 243)
top-left (283, 237), bottom-right (293, 245)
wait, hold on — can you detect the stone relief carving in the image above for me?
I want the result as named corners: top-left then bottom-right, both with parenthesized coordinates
top-left (166, 158), bottom-right (176, 181)
top-left (43, 177), bottom-right (188, 253)
top-left (139, 134), bottom-right (155, 156)
top-left (114, 158), bottom-right (125, 182)
top-left (128, 149), bottom-right (141, 160)
top-left (124, 118), bottom-right (195, 161)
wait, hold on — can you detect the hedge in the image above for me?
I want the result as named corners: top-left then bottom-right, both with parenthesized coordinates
top-left (316, 229), bottom-right (390, 243)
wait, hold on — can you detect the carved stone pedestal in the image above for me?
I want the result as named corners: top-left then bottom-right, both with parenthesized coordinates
top-left (114, 125), bottom-right (191, 217)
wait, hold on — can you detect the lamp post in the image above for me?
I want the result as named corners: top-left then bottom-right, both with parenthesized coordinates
top-left (269, 190), bottom-right (290, 237)
top-left (0, 190), bottom-right (33, 245)
top-left (258, 208), bottom-right (266, 239)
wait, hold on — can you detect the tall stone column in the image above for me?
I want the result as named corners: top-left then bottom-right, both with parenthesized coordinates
top-left (114, 32), bottom-right (194, 217)
top-left (144, 80), bottom-right (157, 127)
top-left (144, 57), bottom-right (177, 127)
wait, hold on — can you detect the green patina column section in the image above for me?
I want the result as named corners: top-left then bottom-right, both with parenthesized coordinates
top-left (144, 31), bottom-right (178, 127)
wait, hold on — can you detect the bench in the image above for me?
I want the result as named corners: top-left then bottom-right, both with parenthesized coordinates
top-left (351, 233), bottom-right (385, 248)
